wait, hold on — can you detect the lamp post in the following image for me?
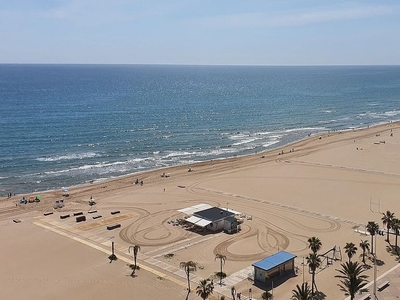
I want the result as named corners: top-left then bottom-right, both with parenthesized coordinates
top-left (373, 234), bottom-right (377, 298)
top-left (109, 236), bottom-right (115, 253)
top-left (249, 288), bottom-right (252, 300)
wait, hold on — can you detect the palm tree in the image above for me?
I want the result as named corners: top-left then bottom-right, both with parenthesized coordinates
top-left (335, 261), bottom-right (368, 300)
top-left (366, 221), bottom-right (379, 254)
top-left (359, 240), bottom-right (370, 264)
top-left (196, 278), bottom-right (214, 300)
top-left (291, 282), bottom-right (313, 300)
top-left (180, 261), bottom-right (198, 292)
top-left (308, 237), bottom-right (322, 254)
top-left (391, 218), bottom-right (400, 254)
top-left (214, 253), bottom-right (226, 286)
top-left (128, 245), bottom-right (140, 273)
top-left (306, 253), bottom-right (321, 296)
top-left (382, 210), bottom-right (395, 243)
top-left (344, 242), bottom-right (357, 263)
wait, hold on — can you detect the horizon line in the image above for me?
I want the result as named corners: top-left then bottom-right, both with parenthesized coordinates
top-left (1, 63), bottom-right (400, 67)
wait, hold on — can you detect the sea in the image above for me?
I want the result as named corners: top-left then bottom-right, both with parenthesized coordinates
top-left (1, 64), bottom-right (400, 196)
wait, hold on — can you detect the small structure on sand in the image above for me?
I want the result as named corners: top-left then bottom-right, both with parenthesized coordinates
top-left (54, 199), bottom-right (65, 209)
top-left (178, 204), bottom-right (241, 232)
top-left (252, 251), bottom-right (297, 284)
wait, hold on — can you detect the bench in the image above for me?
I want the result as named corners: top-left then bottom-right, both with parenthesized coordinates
top-left (76, 215), bottom-right (86, 223)
top-left (88, 210), bottom-right (97, 214)
top-left (107, 223), bottom-right (121, 230)
top-left (111, 211), bottom-right (120, 215)
top-left (377, 280), bottom-right (389, 291)
top-left (93, 215), bottom-right (102, 219)
top-left (13, 219), bottom-right (21, 223)
top-left (60, 214), bottom-right (70, 219)
top-left (359, 294), bottom-right (371, 300)
top-left (73, 212), bottom-right (83, 216)
top-left (44, 212), bottom-right (53, 216)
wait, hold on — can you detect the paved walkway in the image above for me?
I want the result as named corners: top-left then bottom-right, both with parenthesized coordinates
top-left (351, 263), bottom-right (400, 300)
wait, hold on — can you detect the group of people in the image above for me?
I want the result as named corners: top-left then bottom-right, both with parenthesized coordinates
top-left (134, 179), bottom-right (144, 186)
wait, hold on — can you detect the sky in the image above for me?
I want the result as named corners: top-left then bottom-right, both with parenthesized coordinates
top-left (1, 0), bottom-right (400, 65)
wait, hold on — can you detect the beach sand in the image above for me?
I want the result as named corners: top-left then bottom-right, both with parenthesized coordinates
top-left (2, 122), bottom-right (400, 299)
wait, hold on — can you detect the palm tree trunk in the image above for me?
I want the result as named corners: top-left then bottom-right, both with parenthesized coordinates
top-left (220, 260), bottom-right (223, 286)
top-left (371, 236), bottom-right (374, 255)
top-left (362, 250), bottom-right (366, 264)
top-left (134, 255), bottom-right (137, 269)
top-left (186, 269), bottom-right (191, 292)
top-left (387, 226), bottom-right (390, 243)
top-left (311, 271), bottom-right (315, 295)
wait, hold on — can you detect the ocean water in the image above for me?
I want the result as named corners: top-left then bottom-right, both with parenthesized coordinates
top-left (1, 64), bottom-right (400, 195)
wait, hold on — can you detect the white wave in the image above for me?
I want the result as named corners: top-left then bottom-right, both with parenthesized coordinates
top-left (232, 137), bottom-right (260, 146)
top-left (162, 151), bottom-right (197, 159)
top-left (37, 152), bottom-right (100, 162)
top-left (263, 140), bottom-right (280, 148)
top-left (43, 160), bottom-right (128, 175)
top-left (383, 110), bottom-right (400, 117)
top-left (269, 134), bottom-right (284, 139)
top-left (254, 131), bottom-right (272, 136)
top-left (356, 111), bottom-right (397, 119)
top-left (318, 119), bottom-right (338, 124)
top-left (229, 133), bottom-right (249, 140)
top-left (284, 127), bottom-right (326, 133)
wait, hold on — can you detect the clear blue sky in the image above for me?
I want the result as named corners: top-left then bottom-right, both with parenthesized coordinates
top-left (1, 0), bottom-right (399, 65)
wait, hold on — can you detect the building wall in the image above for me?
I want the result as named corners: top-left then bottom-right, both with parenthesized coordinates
top-left (208, 220), bottom-right (224, 231)
top-left (254, 259), bottom-right (295, 283)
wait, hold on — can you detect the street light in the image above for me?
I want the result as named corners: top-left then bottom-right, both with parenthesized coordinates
top-left (373, 234), bottom-right (377, 298)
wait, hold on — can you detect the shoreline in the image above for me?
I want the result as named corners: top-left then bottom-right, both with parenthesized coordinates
top-left (2, 118), bottom-right (400, 299)
top-left (5, 119), bottom-right (399, 201)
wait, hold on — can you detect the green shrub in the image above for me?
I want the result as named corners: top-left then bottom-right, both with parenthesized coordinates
top-left (261, 291), bottom-right (273, 299)
top-left (214, 272), bottom-right (227, 279)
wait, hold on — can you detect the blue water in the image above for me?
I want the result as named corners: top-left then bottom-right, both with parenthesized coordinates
top-left (1, 64), bottom-right (400, 195)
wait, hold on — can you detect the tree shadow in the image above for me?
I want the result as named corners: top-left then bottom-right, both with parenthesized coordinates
top-left (386, 245), bottom-right (400, 257)
top-left (368, 256), bottom-right (385, 266)
top-left (362, 264), bottom-right (372, 270)
top-left (314, 291), bottom-right (327, 300)
top-left (125, 263), bottom-right (138, 277)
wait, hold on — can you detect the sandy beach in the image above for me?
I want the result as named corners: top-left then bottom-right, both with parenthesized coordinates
top-left (2, 122), bottom-right (400, 300)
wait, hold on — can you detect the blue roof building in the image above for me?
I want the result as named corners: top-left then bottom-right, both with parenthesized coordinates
top-left (252, 251), bottom-right (297, 283)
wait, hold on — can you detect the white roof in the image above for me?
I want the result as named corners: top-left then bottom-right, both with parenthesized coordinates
top-left (220, 208), bottom-right (241, 215)
top-left (195, 219), bottom-right (212, 227)
top-left (185, 215), bottom-right (212, 228)
top-left (177, 203), bottom-right (212, 216)
top-left (186, 215), bottom-right (202, 224)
